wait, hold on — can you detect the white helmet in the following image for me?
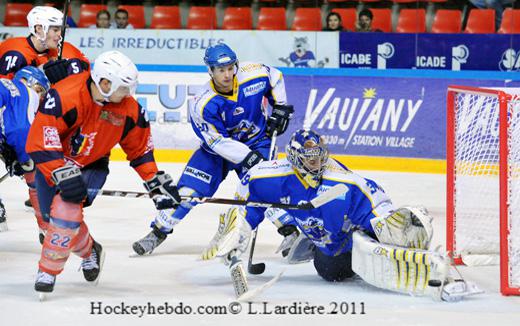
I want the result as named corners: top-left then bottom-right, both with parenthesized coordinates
top-left (91, 51), bottom-right (138, 100)
top-left (27, 6), bottom-right (63, 44)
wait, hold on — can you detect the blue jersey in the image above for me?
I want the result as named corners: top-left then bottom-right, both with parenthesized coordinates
top-left (237, 159), bottom-right (395, 256)
top-left (0, 78), bottom-right (40, 164)
top-left (189, 62), bottom-right (287, 164)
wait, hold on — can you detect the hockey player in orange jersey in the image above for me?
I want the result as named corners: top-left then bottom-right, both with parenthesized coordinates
top-left (0, 6), bottom-right (89, 83)
top-left (26, 51), bottom-right (181, 296)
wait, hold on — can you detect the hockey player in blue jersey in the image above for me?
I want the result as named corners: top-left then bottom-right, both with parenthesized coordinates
top-left (132, 43), bottom-right (294, 255)
top-left (0, 66), bottom-right (50, 231)
top-left (210, 129), bottom-right (482, 301)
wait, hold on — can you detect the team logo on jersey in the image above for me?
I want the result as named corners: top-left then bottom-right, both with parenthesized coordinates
top-left (185, 166), bottom-right (212, 184)
top-left (100, 110), bottom-right (125, 126)
top-left (43, 126), bottom-right (61, 149)
top-left (242, 82), bottom-right (266, 97)
top-left (70, 129), bottom-right (97, 157)
top-left (295, 216), bottom-right (332, 248)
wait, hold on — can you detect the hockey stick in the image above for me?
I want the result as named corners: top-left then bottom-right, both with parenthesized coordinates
top-left (248, 130), bottom-right (278, 275)
top-left (58, 0), bottom-right (71, 60)
top-left (0, 172), bottom-right (9, 184)
top-left (97, 183), bottom-right (347, 211)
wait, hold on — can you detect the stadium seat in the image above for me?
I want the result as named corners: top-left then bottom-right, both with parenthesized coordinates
top-left (371, 8), bottom-right (392, 33)
top-left (396, 9), bottom-right (426, 33)
top-left (118, 5), bottom-right (145, 29)
top-left (187, 6), bottom-right (217, 30)
top-left (150, 6), bottom-right (181, 29)
top-left (431, 9), bottom-right (461, 33)
top-left (331, 8), bottom-right (357, 31)
top-left (222, 7), bottom-right (253, 30)
top-left (78, 4), bottom-right (107, 28)
top-left (292, 8), bottom-right (322, 31)
top-left (498, 8), bottom-right (520, 34)
top-left (257, 7), bottom-right (287, 30)
top-left (465, 9), bottom-right (495, 33)
top-left (4, 3), bottom-right (33, 27)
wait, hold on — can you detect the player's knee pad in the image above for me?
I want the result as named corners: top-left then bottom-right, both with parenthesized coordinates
top-left (313, 249), bottom-right (354, 282)
top-left (50, 194), bottom-right (83, 223)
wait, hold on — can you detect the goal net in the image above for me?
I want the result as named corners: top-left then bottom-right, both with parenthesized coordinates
top-left (446, 85), bottom-right (520, 296)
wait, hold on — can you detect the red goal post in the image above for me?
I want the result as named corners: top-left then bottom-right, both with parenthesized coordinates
top-left (446, 85), bottom-right (520, 296)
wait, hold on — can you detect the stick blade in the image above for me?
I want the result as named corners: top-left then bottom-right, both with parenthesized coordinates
top-left (310, 183), bottom-right (348, 208)
top-left (248, 262), bottom-right (266, 275)
top-left (237, 270), bottom-right (284, 302)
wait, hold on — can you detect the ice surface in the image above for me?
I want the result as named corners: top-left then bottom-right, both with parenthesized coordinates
top-left (1, 162), bottom-right (519, 325)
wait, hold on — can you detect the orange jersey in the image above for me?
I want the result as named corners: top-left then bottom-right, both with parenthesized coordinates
top-left (0, 36), bottom-right (43, 79)
top-left (26, 71), bottom-right (158, 185)
top-left (0, 36), bottom-right (90, 79)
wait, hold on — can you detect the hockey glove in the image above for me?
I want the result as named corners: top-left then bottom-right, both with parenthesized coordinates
top-left (266, 104), bottom-right (294, 137)
top-left (43, 59), bottom-right (70, 84)
top-left (241, 150), bottom-right (264, 173)
top-left (52, 165), bottom-right (87, 203)
top-left (144, 171), bottom-right (181, 210)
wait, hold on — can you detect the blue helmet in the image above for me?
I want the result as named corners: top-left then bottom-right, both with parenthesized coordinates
top-left (204, 43), bottom-right (238, 68)
top-left (286, 129), bottom-right (329, 188)
top-left (13, 66), bottom-right (50, 93)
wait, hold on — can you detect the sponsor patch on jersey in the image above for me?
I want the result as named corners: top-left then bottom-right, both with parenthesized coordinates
top-left (233, 106), bottom-right (244, 116)
top-left (243, 81), bottom-right (266, 97)
top-left (43, 126), bottom-right (61, 149)
top-left (185, 166), bottom-right (212, 184)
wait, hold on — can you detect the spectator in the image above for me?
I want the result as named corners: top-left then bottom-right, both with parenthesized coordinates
top-left (324, 12), bottom-right (345, 31)
top-left (469, 0), bottom-right (514, 30)
top-left (90, 10), bottom-right (111, 29)
top-left (356, 9), bottom-right (382, 32)
top-left (112, 9), bottom-right (134, 29)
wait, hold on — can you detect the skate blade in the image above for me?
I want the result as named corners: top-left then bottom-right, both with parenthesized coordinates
top-left (38, 292), bottom-right (47, 301)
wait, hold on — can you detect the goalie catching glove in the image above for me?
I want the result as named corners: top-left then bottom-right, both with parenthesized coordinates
top-left (370, 206), bottom-right (433, 250)
top-left (144, 171), bottom-right (181, 210)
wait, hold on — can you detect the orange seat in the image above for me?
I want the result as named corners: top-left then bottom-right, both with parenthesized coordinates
top-left (431, 9), bottom-right (461, 33)
top-left (222, 7), bottom-right (252, 30)
top-left (331, 8), bottom-right (357, 31)
top-left (498, 8), bottom-right (520, 33)
top-left (4, 3), bottom-right (33, 27)
top-left (257, 7), bottom-right (286, 30)
top-left (78, 4), bottom-right (108, 28)
top-left (292, 8), bottom-right (322, 31)
top-left (118, 5), bottom-right (145, 29)
top-left (465, 9), bottom-right (495, 33)
top-left (187, 6), bottom-right (216, 30)
top-left (371, 8), bottom-right (392, 32)
top-left (150, 6), bottom-right (181, 29)
top-left (396, 9), bottom-right (426, 33)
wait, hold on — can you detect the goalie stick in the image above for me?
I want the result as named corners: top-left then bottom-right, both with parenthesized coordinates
top-left (248, 130), bottom-right (278, 275)
top-left (97, 183), bottom-right (348, 211)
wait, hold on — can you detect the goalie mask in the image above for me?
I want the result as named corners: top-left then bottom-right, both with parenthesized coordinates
top-left (286, 129), bottom-right (329, 188)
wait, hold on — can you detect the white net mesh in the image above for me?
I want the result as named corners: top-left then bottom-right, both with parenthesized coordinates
top-left (452, 89), bottom-right (520, 290)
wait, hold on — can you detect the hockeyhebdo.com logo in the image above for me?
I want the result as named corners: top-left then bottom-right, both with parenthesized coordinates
top-left (499, 48), bottom-right (520, 71)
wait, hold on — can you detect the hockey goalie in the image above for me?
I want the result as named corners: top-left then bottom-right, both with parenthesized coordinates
top-left (204, 129), bottom-right (483, 302)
